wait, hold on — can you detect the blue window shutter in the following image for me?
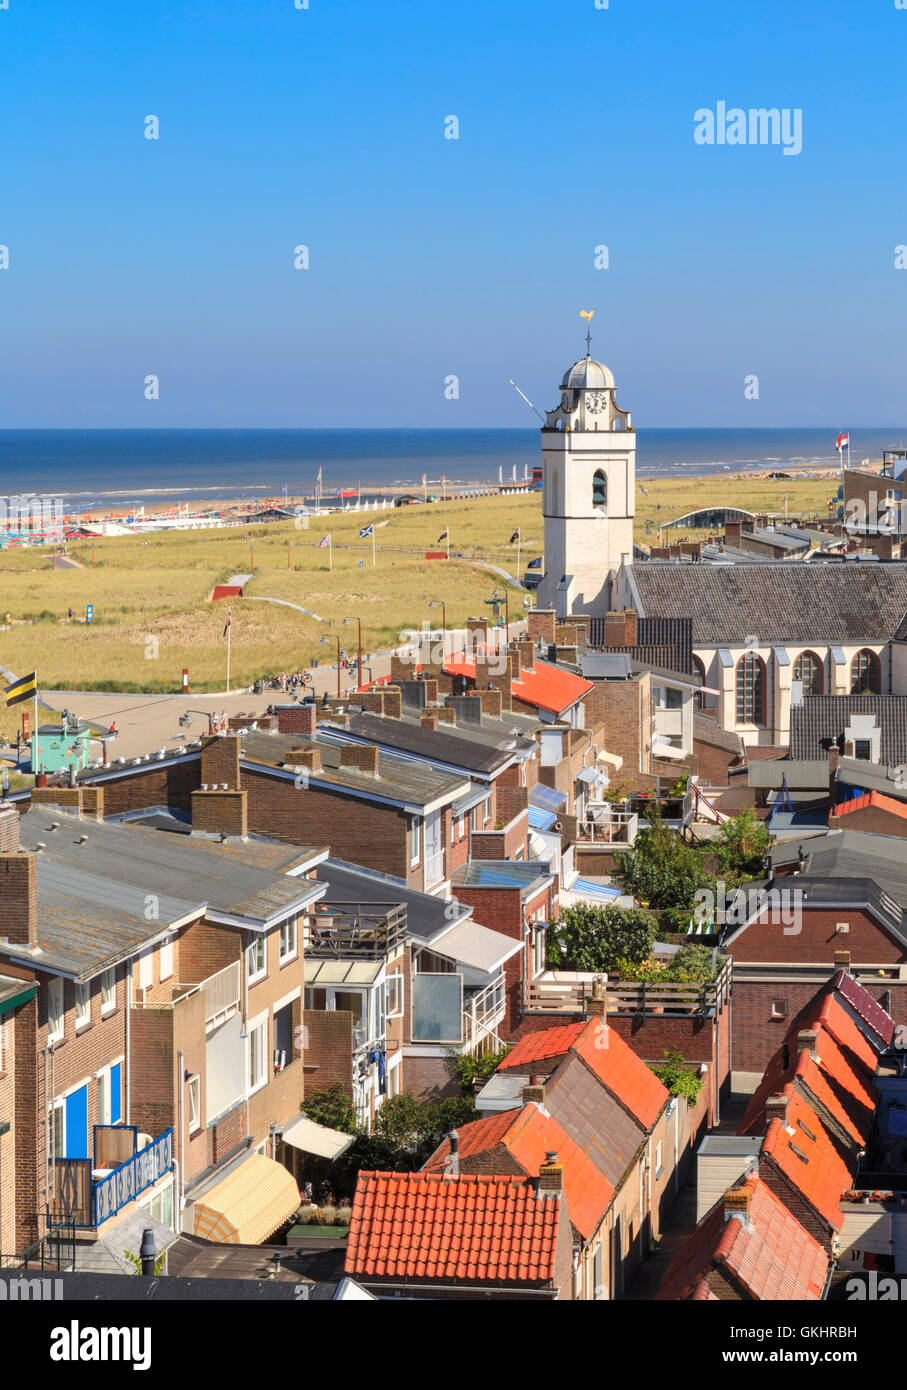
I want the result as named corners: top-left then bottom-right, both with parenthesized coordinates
top-left (110, 1063), bottom-right (122, 1125)
top-left (65, 1085), bottom-right (89, 1159)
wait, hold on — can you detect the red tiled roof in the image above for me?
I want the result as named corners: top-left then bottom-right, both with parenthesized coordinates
top-left (568, 1018), bottom-right (669, 1131)
top-left (657, 1177), bottom-right (829, 1301)
top-left (443, 652), bottom-right (593, 717)
top-left (830, 791), bottom-right (907, 823)
top-left (345, 1171), bottom-right (561, 1286)
top-left (832, 969), bottom-right (896, 1048)
top-left (423, 1103), bottom-right (615, 1240)
top-left (498, 1022), bottom-right (588, 1073)
top-left (739, 1030), bottom-right (873, 1146)
top-left (755, 1088), bottom-right (852, 1232)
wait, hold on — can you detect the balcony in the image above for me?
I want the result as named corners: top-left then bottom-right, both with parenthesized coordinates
top-left (523, 960), bottom-right (732, 1017)
top-left (48, 1127), bottom-right (174, 1230)
top-left (577, 806), bottom-right (639, 845)
top-left (461, 976), bottom-right (506, 1056)
top-left (306, 901), bottom-right (407, 959)
top-left (133, 961), bottom-right (241, 1029)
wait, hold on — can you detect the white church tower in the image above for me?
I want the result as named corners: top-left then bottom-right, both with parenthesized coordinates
top-left (536, 324), bottom-right (635, 618)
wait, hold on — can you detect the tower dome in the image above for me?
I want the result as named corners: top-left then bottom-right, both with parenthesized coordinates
top-left (560, 357), bottom-right (615, 391)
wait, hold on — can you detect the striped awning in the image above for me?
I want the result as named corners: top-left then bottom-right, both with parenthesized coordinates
top-left (192, 1153), bottom-right (299, 1245)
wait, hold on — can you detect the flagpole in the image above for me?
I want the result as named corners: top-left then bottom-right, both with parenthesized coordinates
top-left (226, 608), bottom-right (231, 695)
top-left (33, 679), bottom-right (38, 775)
top-left (329, 535), bottom-right (332, 573)
top-left (372, 527), bottom-right (376, 568)
top-left (517, 529), bottom-right (521, 576)
top-left (446, 530), bottom-right (450, 560)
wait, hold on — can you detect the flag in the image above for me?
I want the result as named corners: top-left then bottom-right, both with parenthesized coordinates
top-left (527, 556), bottom-right (542, 570)
top-left (836, 433), bottom-right (849, 450)
top-left (223, 609), bottom-right (231, 639)
top-left (437, 529), bottom-right (449, 543)
top-left (359, 524), bottom-right (374, 539)
top-left (579, 310), bottom-right (594, 321)
top-left (509, 529), bottom-right (521, 544)
top-left (4, 671), bottom-right (36, 707)
top-left (317, 534), bottom-right (331, 548)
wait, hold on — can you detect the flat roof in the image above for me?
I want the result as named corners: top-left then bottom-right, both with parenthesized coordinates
top-left (315, 857), bottom-right (472, 944)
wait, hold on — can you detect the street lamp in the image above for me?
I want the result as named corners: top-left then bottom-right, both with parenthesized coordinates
top-left (343, 616), bottom-right (363, 688)
top-left (321, 633), bottom-right (341, 699)
top-left (428, 600), bottom-right (447, 635)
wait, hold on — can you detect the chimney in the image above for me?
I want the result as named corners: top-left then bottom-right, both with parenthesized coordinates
top-left (288, 746), bottom-right (322, 774)
top-left (340, 743), bottom-right (380, 776)
top-left (201, 733), bottom-right (241, 791)
top-left (797, 1028), bottom-right (819, 1060)
top-left (0, 852), bottom-right (37, 948)
top-left (0, 804), bottom-right (21, 854)
top-left (586, 975), bottom-right (608, 1020)
top-left (623, 609), bottom-right (638, 647)
top-left (834, 949), bottom-right (851, 971)
top-left (443, 1129), bottom-right (460, 1179)
top-left (516, 639), bottom-right (535, 672)
top-left (604, 611), bottom-right (627, 648)
top-left (764, 1093), bottom-right (790, 1129)
top-left (527, 609), bottom-right (557, 646)
top-left (421, 712), bottom-right (440, 731)
top-left (522, 1073), bottom-right (545, 1105)
top-left (723, 1184), bottom-right (753, 1231)
top-left (276, 702), bottom-right (318, 739)
top-left (538, 1151), bottom-right (564, 1194)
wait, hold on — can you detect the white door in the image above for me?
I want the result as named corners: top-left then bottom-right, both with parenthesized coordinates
top-left (424, 809), bottom-right (443, 885)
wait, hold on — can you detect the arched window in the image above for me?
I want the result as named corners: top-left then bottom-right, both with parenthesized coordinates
top-left (592, 470), bottom-right (607, 510)
top-left (793, 650), bottom-right (823, 696)
top-left (736, 652), bottom-right (765, 725)
top-left (692, 655), bottom-right (707, 711)
top-left (851, 648), bottom-right (881, 694)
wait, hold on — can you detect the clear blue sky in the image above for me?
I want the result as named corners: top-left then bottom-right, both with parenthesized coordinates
top-left (1, 0), bottom-right (905, 428)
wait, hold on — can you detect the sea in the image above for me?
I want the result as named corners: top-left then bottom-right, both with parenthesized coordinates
top-left (0, 427), bottom-right (905, 511)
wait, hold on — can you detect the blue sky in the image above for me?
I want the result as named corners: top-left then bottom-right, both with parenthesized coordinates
top-left (1, 0), bottom-right (905, 427)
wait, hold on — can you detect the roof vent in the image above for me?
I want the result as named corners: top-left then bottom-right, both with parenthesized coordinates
top-left (76, 834), bottom-right (89, 845)
top-left (33, 842), bottom-right (46, 853)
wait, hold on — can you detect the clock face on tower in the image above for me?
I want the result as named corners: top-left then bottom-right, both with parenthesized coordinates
top-left (585, 392), bottom-right (607, 414)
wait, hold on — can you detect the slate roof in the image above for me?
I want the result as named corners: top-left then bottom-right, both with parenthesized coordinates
top-left (836, 758), bottom-right (907, 801)
top-left (341, 712), bottom-right (530, 776)
top-left (544, 1055), bottom-right (647, 1188)
top-left (423, 1103), bottom-right (615, 1241)
top-left (833, 968), bottom-right (896, 1047)
top-left (770, 830), bottom-right (907, 916)
top-left (314, 858), bottom-right (472, 945)
top-left (345, 1172), bottom-right (562, 1287)
top-left (790, 696), bottom-right (907, 764)
top-left (656, 1176), bottom-right (829, 1301)
top-left (12, 808), bottom-right (324, 977)
top-left (628, 562), bottom-right (907, 644)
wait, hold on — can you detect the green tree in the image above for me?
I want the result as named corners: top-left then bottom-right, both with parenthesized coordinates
top-left (547, 902), bottom-right (658, 973)
top-left (611, 810), bottom-right (712, 911)
top-left (299, 1083), bottom-right (358, 1135)
top-left (714, 808), bottom-right (773, 879)
top-left (664, 943), bottom-right (720, 983)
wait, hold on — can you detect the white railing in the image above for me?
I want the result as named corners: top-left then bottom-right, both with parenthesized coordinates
top-left (462, 976), bottom-right (506, 1056)
top-left (203, 962), bottom-right (241, 1027)
top-left (578, 810), bottom-right (639, 844)
top-left (423, 852), bottom-right (445, 888)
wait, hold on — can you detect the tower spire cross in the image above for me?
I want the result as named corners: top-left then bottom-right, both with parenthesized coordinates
top-left (579, 308), bottom-right (595, 359)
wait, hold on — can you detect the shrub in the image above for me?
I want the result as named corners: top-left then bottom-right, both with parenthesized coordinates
top-left (547, 903), bottom-right (658, 973)
top-left (299, 1083), bottom-right (358, 1135)
top-left (444, 1045), bottom-right (511, 1096)
top-left (650, 1049), bottom-right (705, 1107)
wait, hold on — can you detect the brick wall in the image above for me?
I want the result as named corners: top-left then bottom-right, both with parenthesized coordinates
top-left (190, 789), bottom-right (248, 838)
top-left (130, 1007), bottom-right (175, 1140)
top-left (829, 804), bottom-right (907, 837)
top-left (731, 979), bottom-right (907, 1074)
top-left (728, 907), bottom-right (904, 965)
top-left (0, 854), bottom-right (36, 946)
top-left (303, 1010), bottom-right (354, 1098)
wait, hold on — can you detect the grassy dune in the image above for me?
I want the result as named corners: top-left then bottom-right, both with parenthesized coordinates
top-left (0, 475), bottom-right (833, 695)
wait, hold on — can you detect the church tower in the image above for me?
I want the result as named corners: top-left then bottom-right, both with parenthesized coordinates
top-left (536, 330), bottom-right (635, 618)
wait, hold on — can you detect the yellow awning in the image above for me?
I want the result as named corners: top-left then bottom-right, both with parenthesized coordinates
top-left (192, 1153), bottom-right (300, 1246)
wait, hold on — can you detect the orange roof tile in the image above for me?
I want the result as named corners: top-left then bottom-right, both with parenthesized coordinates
top-left (568, 1018), bottom-right (669, 1131)
top-left (756, 1088), bottom-right (852, 1232)
top-left (657, 1176), bottom-right (829, 1301)
top-left (498, 1022), bottom-right (588, 1073)
top-left (740, 1025), bottom-right (875, 1145)
top-left (345, 1172), bottom-right (562, 1286)
top-left (443, 653), bottom-right (593, 717)
top-left (830, 791), bottom-right (907, 823)
top-left (424, 1103), bottom-right (615, 1240)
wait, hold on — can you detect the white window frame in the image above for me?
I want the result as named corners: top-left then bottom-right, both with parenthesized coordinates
top-left (385, 974), bottom-right (403, 1018)
top-left (159, 935), bottom-right (174, 982)
top-left (247, 1014), bottom-right (268, 1096)
top-left (410, 816), bottom-right (421, 867)
top-left (450, 812), bottom-right (455, 845)
top-left (74, 979), bottom-right (91, 1031)
top-left (48, 978), bottom-right (64, 1042)
top-left (279, 916), bottom-right (297, 965)
top-left (97, 1067), bottom-right (110, 1126)
top-left (51, 1097), bottom-right (65, 1158)
top-left (187, 1074), bottom-right (201, 1132)
top-left (246, 935), bottom-right (267, 986)
top-left (101, 967), bottom-right (116, 1016)
top-left (655, 1140), bottom-right (664, 1180)
top-left (138, 948), bottom-right (153, 991)
top-left (459, 813), bottom-right (466, 840)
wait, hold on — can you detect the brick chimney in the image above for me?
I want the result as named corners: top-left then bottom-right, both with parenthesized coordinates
top-left (421, 712), bottom-right (440, 731)
top-left (538, 1151), bottom-right (564, 1194)
top-left (834, 949), bottom-right (851, 970)
top-left (340, 744), bottom-right (380, 776)
top-left (191, 787), bottom-right (248, 839)
top-left (586, 975), bottom-right (608, 1020)
top-left (623, 608), bottom-right (638, 647)
top-left (604, 611), bottom-right (629, 648)
top-left (764, 1093), bottom-right (789, 1128)
top-left (516, 639), bottom-right (535, 672)
top-left (522, 1074), bottom-right (545, 1105)
top-left (723, 1184), bottom-right (753, 1230)
top-left (286, 746), bottom-right (322, 773)
top-left (201, 733), bottom-right (241, 790)
top-left (276, 702), bottom-right (318, 739)
top-left (527, 609), bottom-right (557, 646)
top-left (797, 1028), bottom-right (819, 1060)
top-left (0, 851), bottom-right (37, 948)
top-left (0, 804), bottom-right (21, 853)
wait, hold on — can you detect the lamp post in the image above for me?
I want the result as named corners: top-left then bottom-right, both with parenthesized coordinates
top-left (428, 600), bottom-right (447, 635)
top-left (321, 634), bottom-right (341, 699)
top-left (343, 616), bottom-right (363, 689)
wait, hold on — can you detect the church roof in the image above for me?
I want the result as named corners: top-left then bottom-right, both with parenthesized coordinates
top-left (627, 562), bottom-right (907, 644)
top-left (790, 694), bottom-right (907, 764)
top-left (560, 357), bottom-right (615, 391)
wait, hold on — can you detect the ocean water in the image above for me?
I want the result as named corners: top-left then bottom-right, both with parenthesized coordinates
top-left (0, 427), bottom-right (904, 509)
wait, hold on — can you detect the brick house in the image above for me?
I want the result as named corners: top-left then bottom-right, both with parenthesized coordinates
top-left (0, 798), bottom-right (327, 1255)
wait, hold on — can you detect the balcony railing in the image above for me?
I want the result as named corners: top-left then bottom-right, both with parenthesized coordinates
top-left (48, 1129), bottom-right (174, 1229)
top-left (462, 976), bottom-right (506, 1056)
top-left (203, 961), bottom-right (241, 1026)
top-left (523, 960), bottom-right (732, 1017)
top-left (577, 808), bottom-right (639, 845)
top-left (307, 901), bottom-right (407, 959)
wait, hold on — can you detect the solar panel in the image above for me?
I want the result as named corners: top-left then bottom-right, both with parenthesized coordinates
top-left (529, 785), bottom-right (568, 813)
